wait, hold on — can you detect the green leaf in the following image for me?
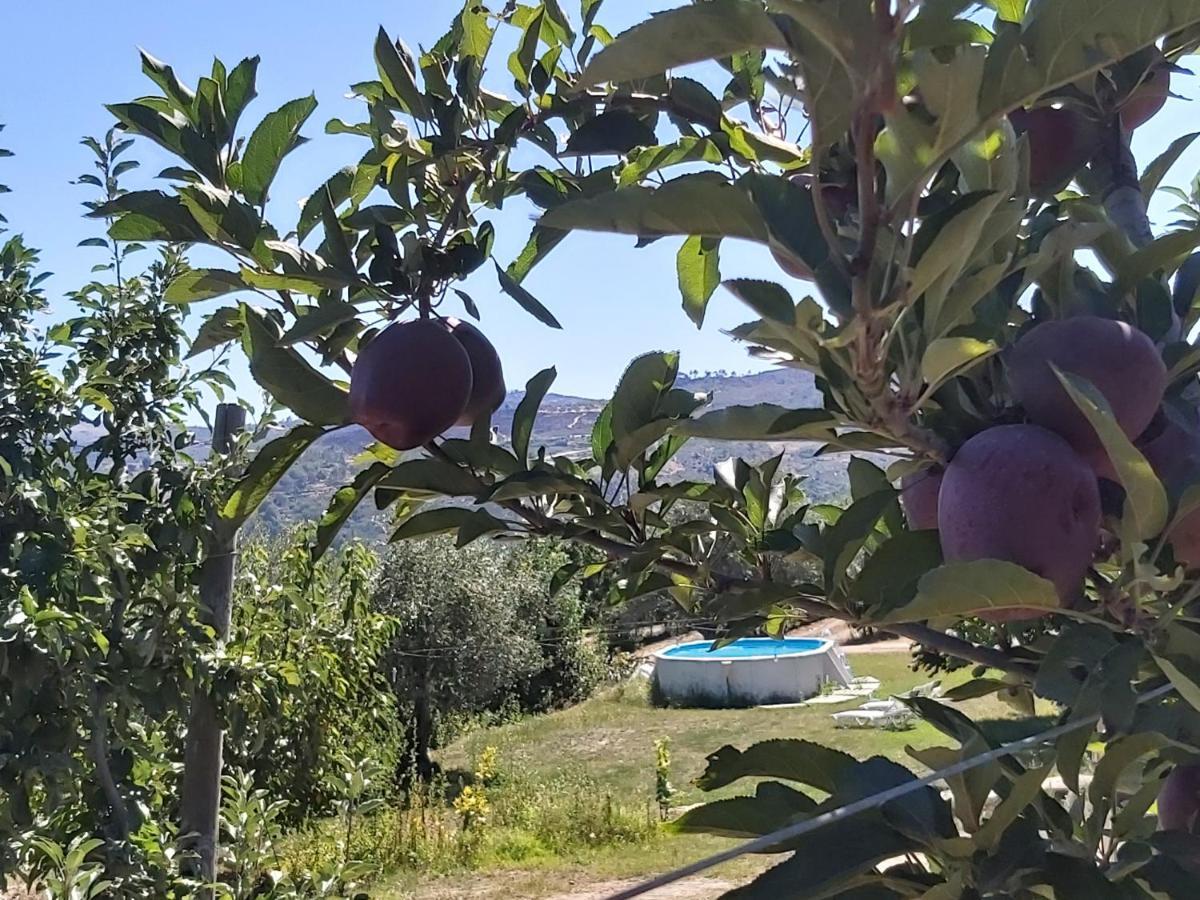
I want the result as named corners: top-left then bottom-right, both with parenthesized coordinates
top-left (1089, 733), bottom-right (1169, 815)
top-left (187, 307), bottom-right (242, 358)
top-left (851, 530), bottom-right (943, 616)
top-left (823, 488), bottom-right (898, 591)
top-left (164, 268), bottom-right (250, 303)
top-left (696, 739), bottom-right (858, 793)
top-left (677, 236), bottom-right (721, 328)
top-left (313, 462), bottom-right (391, 559)
top-left (619, 137), bottom-right (725, 186)
top-left (91, 190), bottom-right (207, 243)
top-left (318, 187), bottom-right (356, 275)
top-left (608, 352), bottom-right (704, 468)
top-left (455, 509), bottom-right (511, 547)
top-left (565, 110), bottom-right (657, 156)
top-left (1115, 228), bottom-right (1200, 295)
top-left (239, 95), bottom-right (317, 207)
top-left (1053, 368), bottom-right (1168, 540)
top-left (513, 367), bottom-right (557, 466)
top-left (907, 744), bottom-right (998, 836)
top-left (374, 27), bottom-right (429, 120)
top-left (578, 0), bottom-right (784, 89)
top-left (241, 306), bottom-right (350, 426)
top-left (507, 226), bottom-right (568, 282)
top-left (973, 764), bottom-right (1052, 850)
top-left (489, 471), bottom-right (599, 501)
top-left (139, 50), bottom-right (196, 116)
top-left (508, 7), bottom-right (544, 89)
top-left (873, 560), bottom-right (1059, 624)
top-left (376, 459), bottom-right (481, 499)
top-left (543, 0), bottom-right (576, 43)
top-left (240, 267), bottom-right (352, 298)
top-left (674, 405), bottom-right (837, 442)
top-left (723, 278), bottom-right (794, 324)
top-left (278, 297), bottom-right (360, 345)
top-left (224, 56), bottom-right (260, 132)
top-left (741, 173), bottom-right (844, 309)
top-left (390, 507), bottom-right (473, 542)
top-left (1141, 132), bottom-right (1200, 202)
top-left (980, 0), bottom-right (1200, 126)
top-left (495, 261), bottom-right (561, 328)
top-left (984, 0), bottom-right (1027, 22)
top-left (540, 173), bottom-right (768, 242)
top-left (911, 192), bottom-right (1003, 322)
top-left (221, 425), bottom-right (325, 525)
top-left (298, 167), bottom-right (354, 240)
top-left (920, 337), bottom-right (999, 392)
top-left (1152, 622), bottom-right (1200, 713)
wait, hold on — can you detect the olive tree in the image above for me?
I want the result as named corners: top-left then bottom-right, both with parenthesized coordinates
top-left (73, 0), bottom-right (1200, 893)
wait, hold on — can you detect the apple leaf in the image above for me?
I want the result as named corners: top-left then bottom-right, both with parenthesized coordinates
top-left (1141, 132), bottom-right (1200, 202)
top-left (241, 305), bottom-right (350, 426)
top-left (221, 424), bottom-right (326, 525)
top-left (920, 338), bottom-right (999, 393)
top-left (540, 173), bottom-right (768, 242)
top-left (577, 0), bottom-right (785, 89)
top-left (1053, 367), bottom-right (1168, 540)
top-left (673, 405), bottom-right (838, 442)
top-left (495, 262), bottom-right (562, 329)
top-left (238, 95), bottom-right (316, 207)
top-left (677, 235), bottom-right (721, 328)
top-left (313, 462), bottom-right (392, 559)
top-left (512, 367), bottom-right (557, 466)
top-left (374, 27), bottom-right (429, 120)
top-left (873, 560), bottom-right (1059, 624)
top-left (389, 507), bottom-right (474, 542)
top-left (164, 268), bottom-right (251, 304)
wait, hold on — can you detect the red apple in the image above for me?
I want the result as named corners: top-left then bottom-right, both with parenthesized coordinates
top-left (1121, 64), bottom-right (1171, 131)
top-left (349, 319), bottom-right (473, 450)
top-left (445, 318), bottom-right (506, 425)
top-left (1008, 107), bottom-right (1097, 196)
top-left (938, 425), bottom-right (1101, 622)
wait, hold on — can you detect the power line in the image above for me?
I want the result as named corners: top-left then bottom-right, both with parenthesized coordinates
top-left (604, 682), bottom-right (1178, 900)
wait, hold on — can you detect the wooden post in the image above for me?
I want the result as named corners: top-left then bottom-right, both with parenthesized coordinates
top-left (180, 402), bottom-right (246, 891)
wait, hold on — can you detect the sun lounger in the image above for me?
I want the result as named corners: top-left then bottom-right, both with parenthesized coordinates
top-left (831, 699), bottom-right (914, 730)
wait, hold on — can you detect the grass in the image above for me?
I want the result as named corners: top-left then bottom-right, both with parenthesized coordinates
top-left (363, 653), bottom-right (1055, 899)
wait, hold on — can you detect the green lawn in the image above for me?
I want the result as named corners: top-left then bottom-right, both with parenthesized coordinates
top-left (374, 653), bottom-right (1054, 899)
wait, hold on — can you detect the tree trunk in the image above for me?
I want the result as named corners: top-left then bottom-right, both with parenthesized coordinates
top-left (179, 403), bottom-right (245, 894)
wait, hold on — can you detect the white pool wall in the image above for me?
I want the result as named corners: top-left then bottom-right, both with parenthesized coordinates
top-left (652, 638), bottom-right (851, 707)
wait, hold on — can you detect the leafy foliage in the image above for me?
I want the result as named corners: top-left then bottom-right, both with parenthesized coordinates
top-left (13, 0), bottom-right (1200, 894)
top-left (372, 538), bottom-right (605, 780)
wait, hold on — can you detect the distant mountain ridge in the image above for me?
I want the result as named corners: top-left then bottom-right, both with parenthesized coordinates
top-left (246, 368), bottom-right (856, 542)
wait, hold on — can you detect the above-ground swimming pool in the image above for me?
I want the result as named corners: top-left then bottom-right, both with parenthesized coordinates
top-left (653, 637), bottom-right (852, 707)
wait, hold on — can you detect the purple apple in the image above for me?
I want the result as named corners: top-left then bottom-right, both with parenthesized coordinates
top-left (938, 425), bottom-right (1101, 621)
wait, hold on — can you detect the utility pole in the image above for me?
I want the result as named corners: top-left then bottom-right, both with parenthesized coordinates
top-left (180, 402), bottom-right (246, 893)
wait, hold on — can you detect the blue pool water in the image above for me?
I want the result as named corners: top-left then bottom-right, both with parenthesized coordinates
top-left (660, 637), bottom-right (827, 659)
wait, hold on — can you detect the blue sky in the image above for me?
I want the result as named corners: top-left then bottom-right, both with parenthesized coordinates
top-left (2, 1), bottom-right (1199, 411)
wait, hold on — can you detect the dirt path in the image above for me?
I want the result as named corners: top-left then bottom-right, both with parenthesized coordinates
top-left (543, 876), bottom-right (737, 899)
top-left (401, 872), bottom-right (742, 899)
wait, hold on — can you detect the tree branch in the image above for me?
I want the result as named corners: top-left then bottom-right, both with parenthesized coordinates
top-left (500, 488), bottom-right (1031, 679)
top-left (1092, 121), bottom-right (1153, 248)
top-left (89, 688), bottom-right (130, 839)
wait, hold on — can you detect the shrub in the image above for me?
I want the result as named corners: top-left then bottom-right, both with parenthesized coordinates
top-left (223, 532), bottom-right (400, 823)
top-left (373, 538), bottom-right (605, 780)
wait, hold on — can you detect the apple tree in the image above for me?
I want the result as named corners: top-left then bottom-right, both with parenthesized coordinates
top-left (94, 0), bottom-right (1200, 893)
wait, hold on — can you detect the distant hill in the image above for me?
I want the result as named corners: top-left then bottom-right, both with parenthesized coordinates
top-left (244, 368), bottom-right (859, 543)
